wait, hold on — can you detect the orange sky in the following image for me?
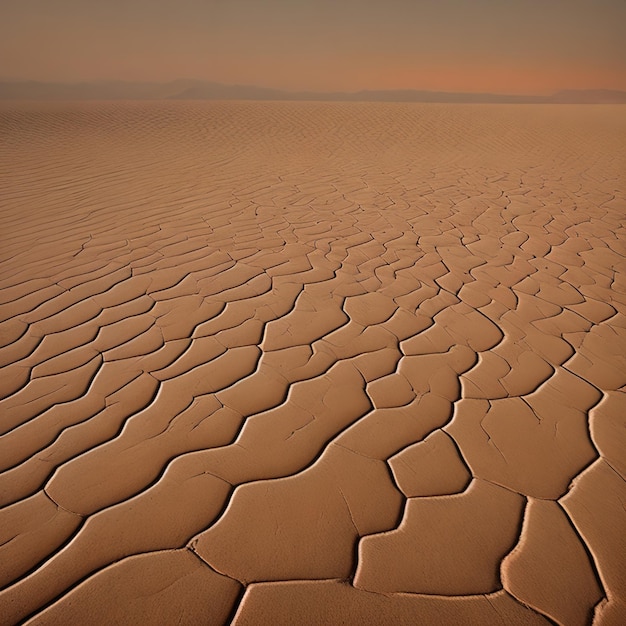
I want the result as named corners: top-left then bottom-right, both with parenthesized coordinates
top-left (1, 0), bottom-right (625, 94)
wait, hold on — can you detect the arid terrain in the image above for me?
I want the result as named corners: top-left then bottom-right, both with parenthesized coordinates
top-left (0, 101), bottom-right (624, 625)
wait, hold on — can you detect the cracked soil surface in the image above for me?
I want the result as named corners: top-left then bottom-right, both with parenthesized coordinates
top-left (1, 101), bottom-right (625, 625)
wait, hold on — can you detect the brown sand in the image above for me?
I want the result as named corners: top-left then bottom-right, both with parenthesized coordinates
top-left (0, 101), bottom-right (625, 625)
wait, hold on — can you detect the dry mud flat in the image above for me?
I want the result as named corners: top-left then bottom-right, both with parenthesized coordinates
top-left (0, 101), bottom-right (625, 625)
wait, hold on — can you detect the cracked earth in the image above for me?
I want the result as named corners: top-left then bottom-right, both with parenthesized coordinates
top-left (0, 101), bottom-right (625, 625)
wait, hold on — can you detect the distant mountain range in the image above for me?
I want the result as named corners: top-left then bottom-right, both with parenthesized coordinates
top-left (1, 80), bottom-right (626, 104)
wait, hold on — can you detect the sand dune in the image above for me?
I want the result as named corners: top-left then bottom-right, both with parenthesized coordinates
top-left (0, 101), bottom-right (625, 625)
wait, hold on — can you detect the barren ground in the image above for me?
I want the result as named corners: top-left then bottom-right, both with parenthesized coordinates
top-left (0, 102), bottom-right (625, 625)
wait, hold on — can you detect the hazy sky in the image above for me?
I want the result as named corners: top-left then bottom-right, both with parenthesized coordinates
top-left (1, 0), bottom-right (625, 93)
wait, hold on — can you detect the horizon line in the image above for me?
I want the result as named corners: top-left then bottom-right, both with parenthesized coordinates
top-left (2, 78), bottom-right (626, 96)
top-left (2, 79), bottom-right (626, 104)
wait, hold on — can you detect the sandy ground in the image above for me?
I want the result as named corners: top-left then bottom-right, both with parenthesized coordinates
top-left (0, 101), bottom-right (625, 625)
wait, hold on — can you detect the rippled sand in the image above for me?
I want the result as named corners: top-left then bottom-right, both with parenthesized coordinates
top-left (1, 101), bottom-right (625, 625)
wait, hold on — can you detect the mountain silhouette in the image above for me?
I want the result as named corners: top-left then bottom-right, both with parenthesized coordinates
top-left (1, 80), bottom-right (625, 104)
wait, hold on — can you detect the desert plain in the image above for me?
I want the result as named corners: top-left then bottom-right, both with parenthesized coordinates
top-left (0, 101), bottom-right (625, 625)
